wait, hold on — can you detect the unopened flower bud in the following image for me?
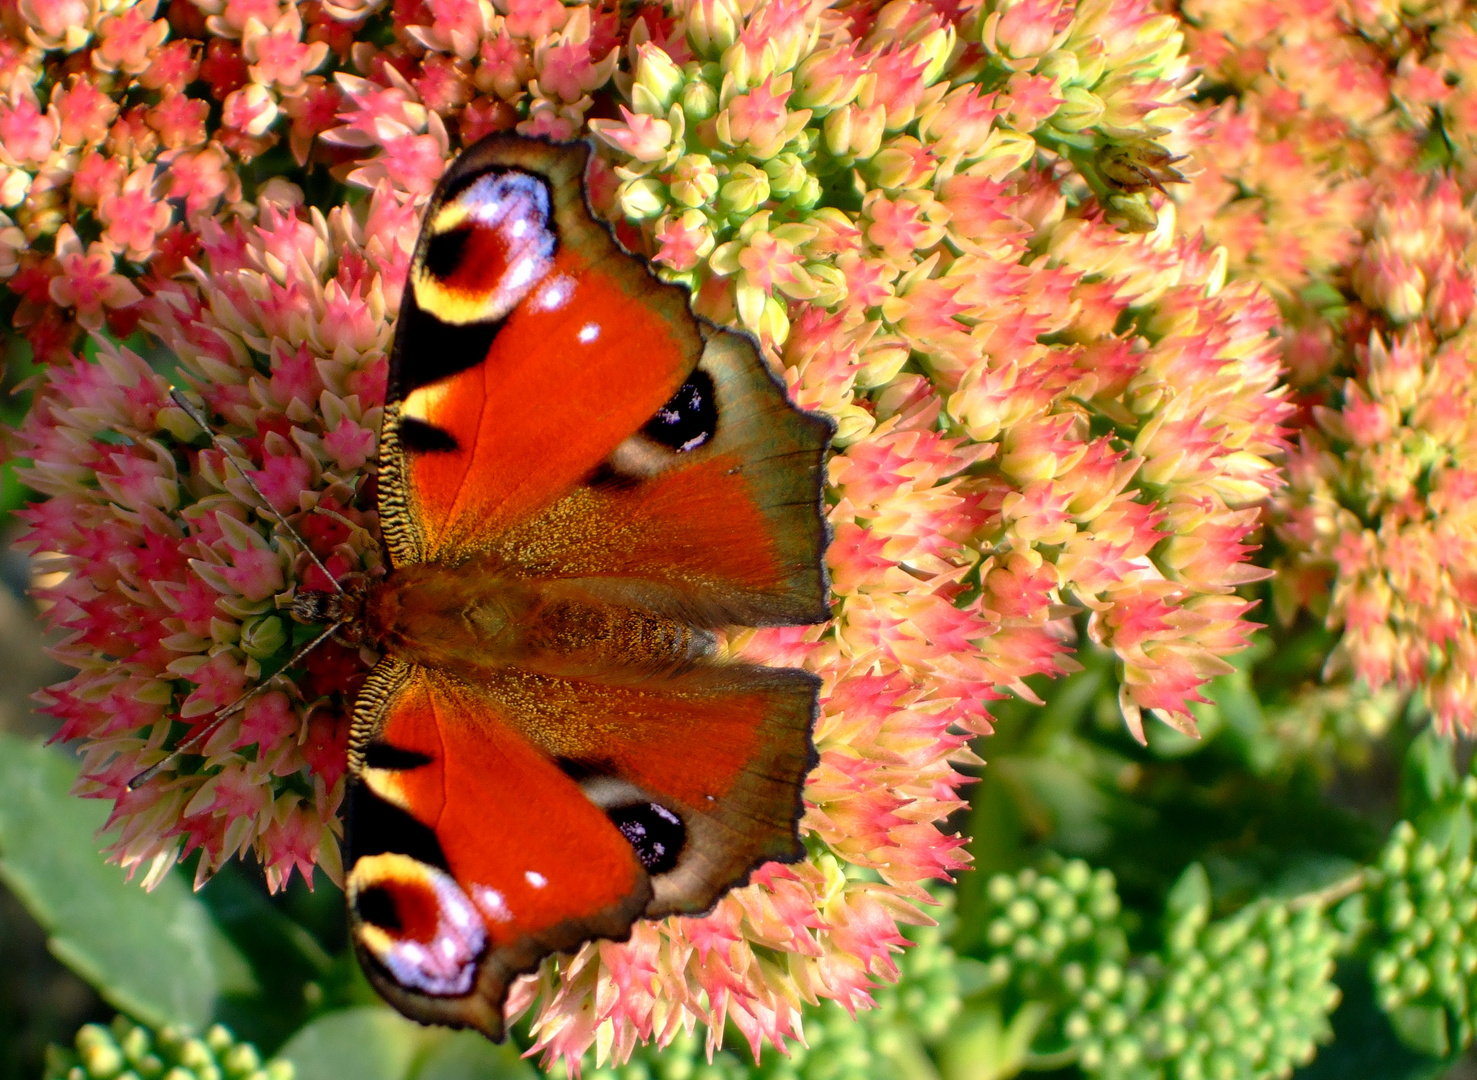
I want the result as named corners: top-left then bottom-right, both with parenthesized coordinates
top-left (718, 163), bottom-right (770, 215)
top-left (669, 154), bottom-right (719, 207)
top-left (0, 167), bottom-right (32, 208)
top-left (680, 76), bottom-right (718, 122)
top-left (1106, 192), bottom-right (1158, 233)
top-left (823, 102), bottom-right (884, 162)
top-left (619, 177), bottom-right (667, 219)
top-left (631, 44), bottom-right (686, 115)
top-left (240, 614), bottom-right (288, 660)
top-left (763, 152), bottom-right (808, 197)
top-left (915, 25), bottom-right (956, 86)
top-left (1053, 86), bottom-right (1105, 132)
top-left (685, 0), bottom-right (741, 59)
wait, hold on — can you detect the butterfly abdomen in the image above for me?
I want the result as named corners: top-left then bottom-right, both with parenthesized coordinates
top-left (363, 562), bottom-right (715, 678)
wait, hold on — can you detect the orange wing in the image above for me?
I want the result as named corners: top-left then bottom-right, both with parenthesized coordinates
top-left (346, 659), bottom-right (648, 1038)
top-left (346, 656), bottom-right (817, 1038)
top-left (378, 135), bottom-right (832, 626)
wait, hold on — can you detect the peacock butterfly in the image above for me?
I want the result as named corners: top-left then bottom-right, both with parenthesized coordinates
top-left (291, 134), bottom-right (834, 1038)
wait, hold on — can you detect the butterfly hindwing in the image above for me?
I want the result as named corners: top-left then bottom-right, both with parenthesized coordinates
top-left (347, 658), bottom-right (650, 1039)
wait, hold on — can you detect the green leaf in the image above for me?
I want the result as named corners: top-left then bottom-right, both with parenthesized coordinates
top-left (1388, 1003), bottom-right (1450, 1059)
top-left (0, 731), bottom-right (252, 1028)
top-left (416, 1031), bottom-right (537, 1080)
top-left (278, 1007), bottom-right (536, 1080)
top-left (278, 1008), bottom-right (427, 1080)
top-left (1165, 862), bottom-right (1211, 925)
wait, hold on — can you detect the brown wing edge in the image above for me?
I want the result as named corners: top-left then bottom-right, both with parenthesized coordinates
top-left (698, 322), bottom-right (835, 627)
top-left (640, 663), bottom-right (822, 920)
top-left (345, 658), bottom-right (654, 1041)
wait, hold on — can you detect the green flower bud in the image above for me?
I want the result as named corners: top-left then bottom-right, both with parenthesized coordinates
top-left (686, 0), bottom-right (741, 59)
top-left (669, 155), bottom-right (719, 208)
top-left (822, 102), bottom-right (884, 162)
top-left (1053, 86), bottom-right (1105, 133)
top-left (1006, 897), bottom-right (1040, 928)
top-left (718, 164), bottom-right (770, 216)
top-left (620, 178), bottom-right (668, 220)
top-left (986, 874), bottom-right (1016, 904)
top-left (1036, 48), bottom-right (1079, 84)
top-left (679, 77), bottom-right (719, 123)
top-left (1400, 960), bottom-right (1432, 997)
top-left (1105, 192), bottom-right (1158, 233)
top-left (632, 44), bottom-right (686, 115)
top-left (239, 614), bottom-right (287, 660)
top-left (763, 153), bottom-right (809, 198)
top-left (78, 1027), bottom-right (124, 1079)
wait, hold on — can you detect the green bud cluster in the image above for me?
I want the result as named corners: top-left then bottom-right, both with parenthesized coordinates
top-left (1084, 900), bottom-right (1341, 1080)
top-left (974, 859), bottom-right (1128, 1007)
top-left (44, 1018), bottom-right (292, 1080)
top-left (1368, 776), bottom-right (1477, 1056)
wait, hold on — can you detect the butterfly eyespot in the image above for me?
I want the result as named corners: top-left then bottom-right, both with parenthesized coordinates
top-left (398, 417), bottom-right (460, 454)
top-left (363, 743), bottom-right (434, 771)
top-left (423, 226), bottom-right (473, 281)
top-left (356, 882), bottom-right (403, 931)
top-left (608, 802), bottom-right (685, 874)
top-left (642, 370), bottom-right (716, 453)
top-left (351, 854), bottom-right (486, 997)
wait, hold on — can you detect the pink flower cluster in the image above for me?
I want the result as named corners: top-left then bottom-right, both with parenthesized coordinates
top-left (1181, 0), bottom-right (1477, 734)
top-left (9, 0), bottom-right (1293, 1069)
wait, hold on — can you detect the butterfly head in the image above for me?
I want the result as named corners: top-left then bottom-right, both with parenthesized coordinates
top-left (291, 575), bottom-right (370, 644)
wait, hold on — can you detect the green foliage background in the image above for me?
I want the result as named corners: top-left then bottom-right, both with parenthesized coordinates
top-left (4, 505), bottom-right (1477, 1080)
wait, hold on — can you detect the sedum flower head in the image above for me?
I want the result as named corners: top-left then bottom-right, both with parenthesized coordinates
top-left (1267, 180), bottom-right (1477, 735)
top-left (10, 0), bottom-right (1290, 1070)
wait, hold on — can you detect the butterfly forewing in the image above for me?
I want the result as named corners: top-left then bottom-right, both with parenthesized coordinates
top-left (346, 134), bottom-right (833, 1040)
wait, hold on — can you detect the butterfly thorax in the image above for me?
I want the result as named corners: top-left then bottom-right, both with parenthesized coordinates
top-left (327, 558), bottom-right (716, 680)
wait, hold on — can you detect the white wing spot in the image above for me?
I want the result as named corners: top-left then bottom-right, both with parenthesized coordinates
top-left (531, 274), bottom-right (575, 312)
top-left (506, 257), bottom-right (536, 291)
top-left (578, 322), bottom-right (600, 344)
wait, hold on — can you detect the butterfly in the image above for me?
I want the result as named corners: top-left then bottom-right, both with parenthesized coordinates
top-left (290, 135), bottom-right (834, 1038)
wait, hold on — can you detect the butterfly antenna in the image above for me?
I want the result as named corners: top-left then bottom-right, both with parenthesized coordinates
top-left (169, 389), bottom-right (344, 595)
top-left (128, 622), bottom-right (344, 789)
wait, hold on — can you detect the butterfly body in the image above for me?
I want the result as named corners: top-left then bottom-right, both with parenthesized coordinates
top-left (304, 135), bottom-right (833, 1040)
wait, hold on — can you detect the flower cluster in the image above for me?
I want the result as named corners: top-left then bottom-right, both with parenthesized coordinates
top-left (571, 898), bottom-right (963, 1080)
top-left (11, 0), bottom-right (1292, 1069)
top-left (1075, 885), bottom-right (1341, 1080)
top-left (45, 1018), bottom-right (292, 1080)
top-left (17, 181), bottom-right (406, 889)
top-left (0, 0), bottom-right (364, 363)
top-left (1369, 782), bottom-right (1477, 1057)
top-left (1178, 4), bottom-right (1477, 733)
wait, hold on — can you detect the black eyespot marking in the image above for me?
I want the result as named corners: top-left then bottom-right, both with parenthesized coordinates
top-left (555, 757), bottom-right (597, 782)
top-left (364, 743), bottom-right (435, 771)
top-left (398, 417), bottom-right (460, 454)
top-left (355, 884), bottom-right (402, 931)
top-left (388, 300), bottom-right (501, 399)
top-left (608, 802), bottom-right (685, 874)
top-left (347, 781), bottom-right (448, 870)
top-left (423, 225), bottom-right (472, 282)
top-left (643, 371), bottom-right (716, 452)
